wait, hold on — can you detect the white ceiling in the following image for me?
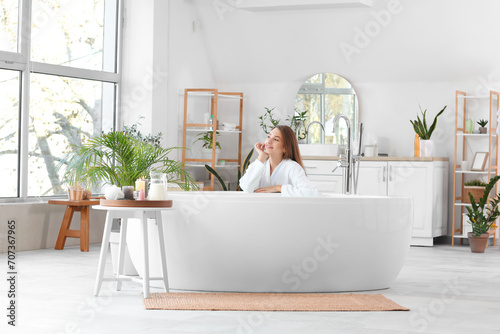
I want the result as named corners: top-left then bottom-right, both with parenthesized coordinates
top-left (193, 0), bottom-right (500, 84)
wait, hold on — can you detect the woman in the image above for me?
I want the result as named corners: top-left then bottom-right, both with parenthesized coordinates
top-left (239, 125), bottom-right (318, 197)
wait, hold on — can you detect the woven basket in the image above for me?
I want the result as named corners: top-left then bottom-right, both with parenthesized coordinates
top-left (463, 186), bottom-right (486, 203)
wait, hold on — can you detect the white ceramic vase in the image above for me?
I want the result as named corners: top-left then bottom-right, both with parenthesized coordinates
top-left (419, 139), bottom-right (434, 157)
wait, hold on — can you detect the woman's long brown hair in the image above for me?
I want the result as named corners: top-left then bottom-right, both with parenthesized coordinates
top-left (273, 125), bottom-right (305, 170)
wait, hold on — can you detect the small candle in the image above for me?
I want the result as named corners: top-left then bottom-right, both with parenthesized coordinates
top-left (138, 189), bottom-right (145, 200)
top-left (135, 179), bottom-right (146, 192)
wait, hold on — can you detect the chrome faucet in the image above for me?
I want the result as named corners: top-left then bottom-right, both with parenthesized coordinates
top-left (306, 121), bottom-right (325, 144)
top-left (331, 115), bottom-right (364, 195)
top-left (332, 114), bottom-right (353, 194)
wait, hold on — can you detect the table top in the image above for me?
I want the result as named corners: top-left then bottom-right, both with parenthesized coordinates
top-left (48, 199), bottom-right (101, 206)
top-left (92, 205), bottom-right (174, 211)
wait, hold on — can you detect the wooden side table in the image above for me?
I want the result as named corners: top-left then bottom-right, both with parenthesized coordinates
top-left (48, 199), bottom-right (101, 252)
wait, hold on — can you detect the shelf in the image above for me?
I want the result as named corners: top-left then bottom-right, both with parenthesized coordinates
top-left (452, 233), bottom-right (494, 239)
top-left (185, 163), bottom-right (240, 168)
top-left (457, 95), bottom-right (490, 99)
top-left (180, 91), bottom-right (243, 100)
top-left (182, 88), bottom-right (244, 191)
top-left (455, 171), bottom-right (492, 174)
top-left (454, 203), bottom-right (471, 207)
top-left (186, 127), bottom-right (241, 134)
top-left (456, 133), bottom-right (496, 137)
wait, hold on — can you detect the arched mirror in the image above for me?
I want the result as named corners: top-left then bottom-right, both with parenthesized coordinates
top-left (294, 73), bottom-right (359, 145)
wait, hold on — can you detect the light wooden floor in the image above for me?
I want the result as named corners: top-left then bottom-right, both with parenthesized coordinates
top-left (1, 243), bottom-right (499, 334)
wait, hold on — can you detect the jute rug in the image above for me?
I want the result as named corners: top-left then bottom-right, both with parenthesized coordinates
top-left (143, 292), bottom-right (409, 312)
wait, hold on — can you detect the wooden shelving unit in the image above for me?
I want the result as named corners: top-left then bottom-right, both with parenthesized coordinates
top-left (181, 88), bottom-right (243, 191)
top-left (452, 90), bottom-right (499, 245)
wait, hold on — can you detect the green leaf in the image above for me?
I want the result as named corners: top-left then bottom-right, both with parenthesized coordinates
top-left (204, 164), bottom-right (227, 191)
top-left (242, 148), bottom-right (254, 175)
top-left (427, 106), bottom-right (446, 139)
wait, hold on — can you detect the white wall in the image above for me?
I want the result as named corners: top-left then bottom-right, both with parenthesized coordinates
top-left (166, 0), bottom-right (215, 158)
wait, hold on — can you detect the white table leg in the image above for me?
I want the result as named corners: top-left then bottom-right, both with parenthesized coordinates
top-left (155, 211), bottom-right (170, 293)
top-left (141, 210), bottom-right (150, 298)
top-left (116, 217), bottom-right (128, 291)
top-left (94, 211), bottom-right (114, 296)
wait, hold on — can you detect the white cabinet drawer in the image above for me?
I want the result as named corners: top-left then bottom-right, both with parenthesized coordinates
top-left (309, 175), bottom-right (343, 194)
top-left (303, 160), bottom-right (342, 176)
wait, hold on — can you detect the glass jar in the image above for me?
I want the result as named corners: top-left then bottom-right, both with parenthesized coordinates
top-left (148, 172), bottom-right (167, 200)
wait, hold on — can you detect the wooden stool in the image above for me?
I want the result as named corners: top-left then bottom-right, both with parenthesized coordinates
top-left (48, 199), bottom-right (101, 252)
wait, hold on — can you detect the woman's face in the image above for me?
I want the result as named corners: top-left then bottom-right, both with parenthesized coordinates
top-left (265, 128), bottom-right (285, 156)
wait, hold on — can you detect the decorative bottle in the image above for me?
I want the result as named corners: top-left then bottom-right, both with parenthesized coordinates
top-left (414, 134), bottom-right (420, 157)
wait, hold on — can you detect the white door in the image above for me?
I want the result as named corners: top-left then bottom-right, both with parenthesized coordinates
top-left (388, 161), bottom-right (433, 238)
top-left (356, 161), bottom-right (387, 196)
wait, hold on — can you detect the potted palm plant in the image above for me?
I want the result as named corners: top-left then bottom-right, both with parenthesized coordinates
top-left (465, 175), bottom-right (500, 253)
top-left (59, 125), bottom-right (198, 192)
top-left (410, 105), bottom-right (446, 157)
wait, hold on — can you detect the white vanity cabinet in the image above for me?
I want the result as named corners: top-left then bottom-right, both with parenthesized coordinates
top-left (357, 159), bottom-right (448, 246)
top-left (303, 160), bottom-right (343, 194)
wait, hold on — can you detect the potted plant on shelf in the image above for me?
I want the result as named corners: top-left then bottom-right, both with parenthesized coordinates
top-left (410, 105), bottom-right (446, 157)
top-left (465, 175), bottom-right (500, 253)
top-left (59, 121), bottom-right (198, 192)
top-left (259, 107), bottom-right (309, 141)
top-left (463, 179), bottom-right (487, 203)
top-left (195, 131), bottom-right (221, 163)
top-left (477, 119), bottom-right (488, 134)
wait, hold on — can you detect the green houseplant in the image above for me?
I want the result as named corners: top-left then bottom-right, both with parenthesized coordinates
top-left (204, 148), bottom-right (254, 191)
top-left (194, 131), bottom-right (221, 163)
top-left (59, 127), bottom-right (198, 191)
top-left (410, 105), bottom-right (446, 140)
top-left (194, 131), bottom-right (221, 150)
top-left (410, 105), bottom-right (446, 157)
top-left (259, 107), bottom-right (309, 140)
top-left (477, 119), bottom-right (488, 134)
top-left (465, 175), bottom-right (500, 252)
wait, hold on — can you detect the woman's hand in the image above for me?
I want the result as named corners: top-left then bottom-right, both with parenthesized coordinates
top-left (255, 185), bottom-right (282, 193)
top-left (255, 142), bottom-right (268, 163)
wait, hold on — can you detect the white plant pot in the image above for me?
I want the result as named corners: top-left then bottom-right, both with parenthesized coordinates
top-left (419, 139), bottom-right (434, 157)
top-left (201, 148), bottom-right (220, 164)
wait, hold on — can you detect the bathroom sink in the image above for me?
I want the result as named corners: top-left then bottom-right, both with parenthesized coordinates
top-left (299, 144), bottom-right (339, 157)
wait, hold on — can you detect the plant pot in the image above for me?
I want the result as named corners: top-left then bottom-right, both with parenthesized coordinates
top-left (479, 127), bottom-right (487, 134)
top-left (68, 187), bottom-right (83, 201)
top-left (201, 148), bottom-right (221, 164)
top-left (419, 139), bottom-right (434, 157)
top-left (463, 186), bottom-right (486, 203)
top-left (467, 232), bottom-right (490, 253)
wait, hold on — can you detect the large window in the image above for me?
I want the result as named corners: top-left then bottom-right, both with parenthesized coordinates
top-left (0, 0), bottom-right (120, 199)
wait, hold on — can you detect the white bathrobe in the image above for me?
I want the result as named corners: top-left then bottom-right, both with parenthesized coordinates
top-left (239, 159), bottom-right (318, 197)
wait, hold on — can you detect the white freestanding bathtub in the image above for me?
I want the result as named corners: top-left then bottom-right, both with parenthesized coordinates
top-left (126, 192), bottom-right (413, 293)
